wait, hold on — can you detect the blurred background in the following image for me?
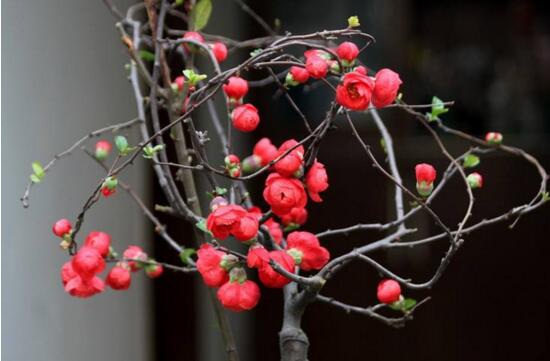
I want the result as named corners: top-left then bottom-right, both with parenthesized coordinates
top-left (3, 0), bottom-right (550, 360)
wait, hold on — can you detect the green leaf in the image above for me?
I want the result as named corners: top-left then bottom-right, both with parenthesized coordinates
top-left (463, 154), bottom-right (480, 169)
top-left (388, 302), bottom-right (402, 311)
top-left (542, 191), bottom-right (550, 202)
top-left (30, 174), bottom-right (41, 183)
top-left (32, 161), bottom-right (45, 179)
top-left (427, 96), bottom-right (449, 122)
top-left (195, 219), bottom-right (212, 235)
top-left (190, 0), bottom-right (212, 31)
top-left (179, 248), bottom-right (196, 265)
top-left (175, 0), bottom-right (185, 6)
top-left (402, 298), bottom-right (417, 311)
top-left (249, 48), bottom-right (262, 58)
top-left (182, 69), bottom-right (207, 87)
top-left (380, 138), bottom-right (387, 154)
top-left (347, 16), bottom-right (360, 28)
top-left (138, 50), bottom-right (155, 62)
top-left (214, 187), bottom-right (228, 196)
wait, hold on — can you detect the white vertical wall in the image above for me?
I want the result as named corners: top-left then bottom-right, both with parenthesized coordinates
top-left (2, 1), bottom-right (152, 360)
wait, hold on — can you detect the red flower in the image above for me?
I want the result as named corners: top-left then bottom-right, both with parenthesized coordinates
top-left (217, 280), bottom-right (260, 312)
top-left (223, 76), bottom-right (249, 101)
top-left (232, 104), bottom-right (260, 132)
top-left (372, 68), bottom-right (402, 108)
top-left (197, 244), bottom-right (229, 287)
top-left (415, 163), bottom-right (436, 197)
top-left (247, 244), bottom-right (270, 269)
top-left (106, 265), bottom-right (131, 290)
top-left (84, 231), bottom-right (111, 257)
top-left (286, 66), bottom-right (310, 86)
top-left (336, 42), bottom-right (359, 63)
top-left (305, 161), bottom-right (329, 202)
top-left (286, 231), bottom-right (330, 271)
top-left (263, 173), bottom-right (308, 217)
top-left (72, 246), bottom-right (105, 280)
top-left (280, 207), bottom-right (308, 226)
top-left (61, 261), bottom-right (104, 298)
top-left (274, 139), bottom-right (305, 177)
top-left (182, 31), bottom-right (204, 52)
top-left (305, 55), bottom-right (328, 79)
top-left (377, 279), bottom-right (401, 304)
top-left (232, 213), bottom-right (260, 242)
top-left (253, 138), bottom-right (278, 166)
top-left (211, 42), bottom-right (228, 62)
top-left (336, 71), bottom-right (375, 111)
top-left (206, 204), bottom-right (248, 240)
top-left (52, 219), bottom-right (72, 238)
top-left (123, 245), bottom-right (148, 272)
top-left (263, 218), bottom-right (283, 245)
top-left (65, 275), bottom-right (105, 298)
top-left (95, 140), bottom-right (112, 160)
top-left (145, 263), bottom-right (164, 278)
top-left (258, 250), bottom-right (295, 288)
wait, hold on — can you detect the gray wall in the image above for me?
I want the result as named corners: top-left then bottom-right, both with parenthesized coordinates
top-left (2, 1), bottom-right (152, 360)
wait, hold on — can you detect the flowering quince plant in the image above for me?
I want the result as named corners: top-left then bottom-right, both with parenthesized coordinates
top-left (21, 2), bottom-right (549, 361)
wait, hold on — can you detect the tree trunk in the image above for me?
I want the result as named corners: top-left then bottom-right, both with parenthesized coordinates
top-left (279, 285), bottom-right (310, 361)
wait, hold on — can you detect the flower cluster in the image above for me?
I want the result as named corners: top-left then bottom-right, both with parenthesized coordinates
top-left (53, 220), bottom-right (162, 298)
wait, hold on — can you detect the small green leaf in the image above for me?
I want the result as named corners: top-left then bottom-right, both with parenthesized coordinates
top-left (463, 154), bottom-right (480, 169)
top-left (115, 135), bottom-right (129, 153)
top-left (179, 248), bottom-right (197, 265)
top-left (30, 174), bottom-right (41, 183)
top-left (138, 50), bottom-right (155, 62)
top-left (402, 298), bottom-right (417, 311)
top-left (388, 302), bottom-right (402, 311)
top-left (542, 191), bottom-right (550, 201)
top-left (380, 138), bottom-right (387, 154)
top-left (348, 16), bottom-right (360, 28)
top-left (214, 187), bottom-right (228, 196)
top-left (250, 48), bottom-right (262, 58)
top-left (32, 161), bottom-right (45, 179)
top-left (190, 0), bottom-right (212, 31)
top-left (195, 219), bottom-right (212, 235)
top-left (427, 96), bottom-right (449, 122)
top-left (175, 0), bottom-right (184, 6)
top-left (183, 69), bottom-right (208, 87)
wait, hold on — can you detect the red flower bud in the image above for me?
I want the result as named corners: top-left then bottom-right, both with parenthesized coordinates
top-left (72, 246), bottom-right (106, 280)
top-left (232, 213), bottom-right (260, 242)
top-left (372, 68), bottom-right (402, 108)
top-left (211, 42), bottom-right (228, 62)
top-left (485, 132), bottom-right (503, 145)
top-left (145, 263), bottom-right (164, 278)
top-left (247, 244), bottom-right (270, 268)
top-left (263, 218), bottom-right (283, 245)
top-left (305, 55), bottom-right (329, 79)
top-left (253, 138), bottom-right (278, 166)
top-left (95, 140), bottom-right (112, 160)
top-left (286, 231), bottom-right (330, 271)
top-left (305, 161), bottom-right (329, 202)
top-left (106, 265), bottom-right (132, 290)
top-left (263, 173), bottom-right (308, 217)
top-left (52, 218), bottom-right (72, 238)
top-left (280, 207), bottom-right (308, 226)
top-left (123, 245), bottom-right (148, 272)
top-left (197, 244), bottom-right (229, 287)
top-left (467, 172), bottom-right (483, 189)
top-left (274, 139), bottom-right (305, 177)
top-left (336, 42), bottom-right (359, 64)
top-left (258, 250), bottom-right (295, 288)
top-left (206, 204), bottom-right (248, 240)
top-left (217, 279), bottom-right (260, 312)
top-left (182, 31), bottom-right (204, 52)
top-left (232, 103), bottom-right (260, 132)
top-left (377, 279), bottom-right (401, 304)
top-left (224, 154), bottom-right (241, 178)
top-left (223, 76), bottom-right (249, 102)
top-left (173, 75), bottom-right (185, 92)
top-left (415, 163), bottom-right (437, 197)
top-left (304, 49), bottom-right (331, 60)
top-left (336, 71), bottom-right (375, 111)
top-left (353, 65), bottom-right (368, 75)
top-left (84, 231), bottom-right (111, 258)
top-left (101, 186), bottom-right (116, 197)
top-left (285, 66), bottom-right (310, 86)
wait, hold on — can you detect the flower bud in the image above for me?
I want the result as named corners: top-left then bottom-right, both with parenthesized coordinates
top-left (72, 246), bottom-right (105, 280)
top-left (305, 55), bottom-right (328, 79)
top-left (336, 41), bottom-right (359, 66)
top-left (210, 196), bottom-right (229, 211)
top-left (285, 66), bottom-right (310, 87)
top-left (145, 262), bottom-right (164, 278)
top-left (217, 279), bottom-right (260, 312)
top-left (197, 244), bottom-right (229, 287)
top-left (467, 172), bottom-right (483, 189)
top-left (485, 132), bottom-right (503, 145)
top-left (224, 154), bottom-right (241, 178)
top-left (84, 231), bottom-right (112, 258)
top-left (223, 76), bottom-right (249, 103)
top-left (106, 264), bottom-right (132, 290)
top-left (52, 218), bottom-right (72, 238)
top-left (211, 42), bottom-right (228, 62)
top-left (242, 155), bottom-right (262, 173)
top-left (377, 279), bottom-right (401, 304)
top-left (123, 245), bottom-right (148, 272)
top-left (95, 140), bottom-right (112, 161)
top-left (415, 163), bottom-right (437, 197)
top-left (182, 31), bottom-right (204, 52)
top-left (232, 104), bottom-right (260, 132)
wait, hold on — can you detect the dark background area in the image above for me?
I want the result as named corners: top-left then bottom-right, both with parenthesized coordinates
top-left (153, 1), bottom-right (550, 360)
